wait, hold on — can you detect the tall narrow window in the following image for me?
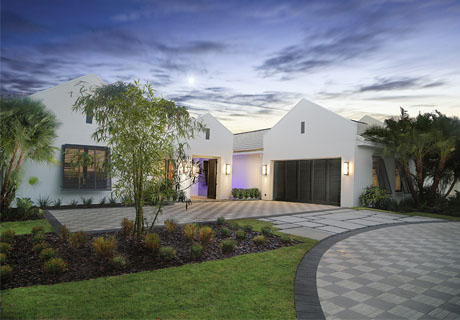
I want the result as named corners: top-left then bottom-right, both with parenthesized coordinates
top-left (372, 156), bottom-right (392, 193)
top-left (86, 115), bottom-right (93, 124)
top-left (300, 121), bottom-right (305, 134)
top-left (395, 162), bottom-right (410, 194)
top-left (205, 128), bottom-right (210, 140)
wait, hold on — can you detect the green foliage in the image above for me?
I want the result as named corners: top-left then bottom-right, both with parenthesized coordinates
top-left (235, 230), bottom-right (246, 240)
top-left (253, 235), bottom-right (266, 245)
top-left (216, 216), bottom-right (225, 225)
top-left (80, 197), bottom-right (93, 207)
top-left (121, 218), bottom-right (134, 237)
top-left (199, 226), bottom-right (214, 246)
top-left (0, 242), bottom-right (12, 254)
top-left (145, 233), bottom-right (161, 253)
top-left (190, 243), bottom-right (203, 259)
top-left (59, 225), bottom-right (70, 241)
top-left (112, 255), bottom-right (127, 269)
top-left (39, 248), bottom-right (56, 261)
top-left (1, 264), bottom-right (12, 281)
top-left (53, 198), bottom-right (62, 208)
top-left (228, 222), bottom-right (239, 230)
top-left (44, 258), bottom-right (67, 275)
top-left (243, 225), bottom-right (253, 232)
top-left (33, 242), bottom-right (49, 255)
top-left (70, 231), bottom-right (88, 249)
top-left (28, 176), bottom-right (39, 185)
top-left (280, 235), bottom-right (292, 244)
top-left (164, 219), bottom-right (177, 233)
top-left (108, 196), bottom-right (117, 205)
top-left (160, 246), bottom-right (176, 261)
top-left (261, 227), bottom-right (273, 235)
top-left (0, 252), bottom-right (6, 264)
top-left (219, 226), bottom-right (231, 237)
top-left (37, 195), bottom-right (52, 208)
top-left (220, 240), bottom-right (236, 254)
top-left (33, 232), bottom-right (45, 243)
top-left (15, 197), bottom-right (42, 219)
top-left (31, 226), bottom-right (45, 236)
top-left (99, 197), bottom-right (107, 205)
top-left (183, 223), bottom-right (198, 240)
top-left (232, 188), bottom-right (259, 199)
top-left (360, 186), bottom-right (389, 209)
top-left (92, 236), bottom-right (116, 260)
top-left (69, 199), bottom-right (79, 208)
top-left (0, 229), bottom-right (15, 244)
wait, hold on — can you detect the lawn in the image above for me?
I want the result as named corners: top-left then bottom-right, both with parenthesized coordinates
top-left (0, 219), bottom-right (53, 235)
top-left (1, 219), bottom-right (317, 319)
top-left (353, 207), bottom-right (460, 221)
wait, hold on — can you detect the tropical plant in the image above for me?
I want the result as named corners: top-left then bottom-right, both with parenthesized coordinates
top-left (73, 81), bottom-right (203, 236)
top-left (145, 233), bottom-right (160, 253)
top-left (108, 196), bottom-right (117, 205)
top-left (69, 199), bottom-right (79, 208)
top-left (53, 198), bottom-right (62, 208)
top-left (80, 197), bottom-right (93, 207)
top-left (183, 223), bottom-right (198, 240)
top-left (70, 231), bottom-right (88, 249)
top-left (199, 226), bottom-right (214, 246)
top-left (121, 218), bottom-right (134, 237)
top-left (164, 219), bottom-right (177, 233)
top-left (0, 97), bottom-right (59, 213)
top-left (36, 195), bottom-right (52, 208)
top-left (360, 186), bottom-right (388, 209)
top-left (99, 196), bottom-right (107, 205)
top-left (92, 236), bottom-right (116, 259)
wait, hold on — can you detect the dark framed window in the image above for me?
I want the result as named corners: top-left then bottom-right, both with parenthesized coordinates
top-left (301, 121), bottom-right (305, 134)
top-left (62, 144), bottom-right (111, 190)
top-left (86, 115), bottom-right (93, 124)
top-left (395, 162), bottom-right (410, 194)
top-left (205, 128), bottom-right (210, 140)
top-left (372, 156), bottom-right (392, 193)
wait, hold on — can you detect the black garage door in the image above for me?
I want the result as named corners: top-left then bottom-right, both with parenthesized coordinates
top-left (274, 158), bottom-right (341, 206)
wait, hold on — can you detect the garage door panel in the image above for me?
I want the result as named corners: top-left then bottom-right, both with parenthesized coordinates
top-left (273, 161), bottom-right (285, 200)
top-left (285, 160), bottom-right (298, 201)
top-left (312, 159), bottom-right (327, 203)
top-left (298, 160), bottom-right (312, 202)
top-left (328, 159), bottom-right (341, 205)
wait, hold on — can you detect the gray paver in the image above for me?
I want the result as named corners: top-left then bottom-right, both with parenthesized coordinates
top-left (279, 226), bottom-right (331, 240)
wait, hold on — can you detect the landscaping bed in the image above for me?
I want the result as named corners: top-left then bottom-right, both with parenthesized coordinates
top-left (1, 221), bottom-right (298, 290)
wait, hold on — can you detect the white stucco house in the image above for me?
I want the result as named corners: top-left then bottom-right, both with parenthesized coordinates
top-left (18, 74), bottom-right (415, 207)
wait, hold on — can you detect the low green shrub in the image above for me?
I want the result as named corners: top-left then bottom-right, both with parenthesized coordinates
top-left (216, 216), bottom-right (225, 225)
top-left (199, 226), bottom-right (214, 246)
top-left (33, 242), bottom-right (49, 255)
top-left (1, 264), bottom-right (12, 281)
top-left (53, 198), bottom-right (62, 208)
top-left (44, 258), bottom-right (67, 275)
top-left (221, 240), bottom-right (236, 254)
top-left (0, 230), bottom-right (15, 244)
top-left (145, 233), bottom-right (161, 253)
top-left (160, 247), bottom-right (176, 261)
top-left (81, 197), bottom-right (93, 207)
top-left (220, 227), bottom-right (231, 237)
top-left (39, 248), bottom-right (56, 261)
top-left (164, 219), bottom-right (178, 233)
top-left (0, 253), bottom-right (6, 264)
top-left (59, 225), bottom-right (70, 241)
top-left (31, 226), bottom-right (45, 236)
top-left (360, 186), bottom-right (388, 209)
top-left (190, 243), bottom-right (203, 259)
top-left (183, 223), bottom-right (199, 240)
top-left (112, 255), bottom-right (127, 269)
top-left (261, 227), bottom-right (273, 235)
top-left (33, 232), bottom-right (45, 243)
top-left (253, 235), bottom-right (266, 245)
top-left (243, 225), bottom-right (253, 232)
top-left (37, 195), bottom-right (52, 208)
top-left (235, 230), bottom-right (246, 240)
top-left (69, 199), bottom-right (79, 208)
top-left (92, 236), bottom-right (116, 259)
top-left (121, 218), bottom-right (134, 237)
top-left (16, 197), bottom-right (42, 219)
top-left (228, 222), bottom-right (239, 230)
top-left (280, 235), bottom-right (292, 244)
top-left (108, 196), bottom-right (117, 205)
top-left (70, 231), bottom-right (88, 249)
top-left (99, 197), bottom-right (107, 205)
top-left (0, 242), bottom-right (12, 254)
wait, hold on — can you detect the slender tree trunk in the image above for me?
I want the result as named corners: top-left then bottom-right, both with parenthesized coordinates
top-left (415, 156), bottom-right (424, 193)
top-left (0, 144), bottom-right (19, 211)
top-left (429, 156), bottom-right (447, 200)
top-left (442, 175), bottom-right (458, 199)
top-left (403, 160), bottom-right (419, 206)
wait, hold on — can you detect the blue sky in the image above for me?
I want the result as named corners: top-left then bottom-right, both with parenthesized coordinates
top-left (2, 0), bottom-right (460, 132)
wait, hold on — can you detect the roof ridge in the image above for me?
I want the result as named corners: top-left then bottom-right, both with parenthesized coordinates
top-left (234, 128), bottom-right (271, 135)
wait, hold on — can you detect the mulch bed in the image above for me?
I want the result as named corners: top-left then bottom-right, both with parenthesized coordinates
top-left (1, 223), bottom-right (299, 290)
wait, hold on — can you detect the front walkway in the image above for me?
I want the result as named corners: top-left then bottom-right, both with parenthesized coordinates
top-left (47, 200), bottom-right (337, 232)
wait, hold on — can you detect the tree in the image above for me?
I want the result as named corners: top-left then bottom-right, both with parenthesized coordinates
top-left (73, 81), bottom-right (202, 236)
top-left (363, 108), bottom-right (460, 206)
top-left (0, 97), bottom-right (59, 213)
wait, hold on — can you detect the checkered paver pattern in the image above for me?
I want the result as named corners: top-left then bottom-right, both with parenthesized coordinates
top-left (260, 208), bottom-right (442, 240)
top-left (317, 222), bottom-right (460, 320)
top-left (48, 200), bottom-right (336, 232)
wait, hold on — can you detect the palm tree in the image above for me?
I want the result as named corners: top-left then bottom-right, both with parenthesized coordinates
top-left (0, 97), bottom-right (60, 213)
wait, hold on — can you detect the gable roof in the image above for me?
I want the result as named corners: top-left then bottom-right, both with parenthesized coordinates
top-left (29, 73), bottom-right (105, 98)
top-left (233, 128), bottom-right (270, 152)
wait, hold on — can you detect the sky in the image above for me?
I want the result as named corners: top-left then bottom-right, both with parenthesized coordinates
top-left (2, 0), bottom-right (460, 133)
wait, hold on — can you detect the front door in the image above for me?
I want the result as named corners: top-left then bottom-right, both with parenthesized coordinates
top-left (207, 159), bottom-right (217, 199)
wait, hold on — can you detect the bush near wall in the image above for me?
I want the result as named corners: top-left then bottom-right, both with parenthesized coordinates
top-left (231, 188), bottom-right (260, 200)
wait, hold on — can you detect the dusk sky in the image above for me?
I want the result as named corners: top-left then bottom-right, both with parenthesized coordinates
top-left (2, 0), bottom-right (460, 132)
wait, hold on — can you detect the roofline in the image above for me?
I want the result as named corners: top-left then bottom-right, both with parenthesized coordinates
top-left (29, 73), bottom-right (105, 98)
top-left (234, 128), bottom-right (271, 135)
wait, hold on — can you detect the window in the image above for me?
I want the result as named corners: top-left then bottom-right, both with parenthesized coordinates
top-left (372, 156), bottom-right (392, 193)
top-left (301, 121), bottom-right (305, 134)
top-left (62, 144), bottom-right (111, 190)
top-left (86, 115), bottom-right (93, 124)
top-left (205, 128), bottom-right (210, 140)
top-left (395, 163), bottom-right (410, 193)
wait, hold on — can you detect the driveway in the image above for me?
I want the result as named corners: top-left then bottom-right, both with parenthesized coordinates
top-left (47, 200), bottom-right (337, 232)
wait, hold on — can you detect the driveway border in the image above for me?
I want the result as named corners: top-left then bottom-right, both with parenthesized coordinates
top-left (294, 220), bottom-right (453, 320)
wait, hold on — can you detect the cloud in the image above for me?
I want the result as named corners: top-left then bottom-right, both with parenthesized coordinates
top-left (359, 78), bottom-right (445, 92)
top-left (1, 11), bottom-right (45, 34)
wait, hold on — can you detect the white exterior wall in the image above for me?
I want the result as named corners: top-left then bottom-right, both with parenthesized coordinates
top-left (231, 153), bottom-right (263, 190)
top-left (18, 74), bottom-right (112, 205)
top-left (185, 113), bottom-right (233, 200)
top-left (261, 99), bottom-right (357, 207)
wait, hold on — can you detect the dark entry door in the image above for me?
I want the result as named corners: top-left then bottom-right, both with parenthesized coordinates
top-left (273, 158), bottom-right (341, 206)
top-left (207, 159), bottom-right (217, 199)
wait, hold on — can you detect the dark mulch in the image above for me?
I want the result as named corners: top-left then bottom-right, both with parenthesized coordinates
top-left (1, 223), bottom-right (298, 290)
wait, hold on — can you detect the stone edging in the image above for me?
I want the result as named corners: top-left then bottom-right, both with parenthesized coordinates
top-left (293, 220), bottom-right (453, 320)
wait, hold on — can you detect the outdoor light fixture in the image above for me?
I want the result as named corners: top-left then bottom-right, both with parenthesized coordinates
top-left (343, 162), bottom-right (350, 175)
top-left (225, 164), bottom-right (231, 175)
top-left (262, 165), bottom-right (268, 175)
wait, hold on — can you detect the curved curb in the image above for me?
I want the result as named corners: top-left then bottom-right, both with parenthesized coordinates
top-left (293, 220), bottom-right (453, 320)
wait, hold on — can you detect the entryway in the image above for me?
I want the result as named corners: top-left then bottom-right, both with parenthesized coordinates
top-left (190, 157), bottom-right (217, 199)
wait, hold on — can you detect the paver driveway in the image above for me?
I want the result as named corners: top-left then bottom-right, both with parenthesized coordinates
top-left (316, 222), bottom-right (460, 320)
top-left (47, 200), bottom-right (336, 232)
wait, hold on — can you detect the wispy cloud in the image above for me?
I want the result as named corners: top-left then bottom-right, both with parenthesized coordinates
top-left (359, 77), bottom-right (445, 92)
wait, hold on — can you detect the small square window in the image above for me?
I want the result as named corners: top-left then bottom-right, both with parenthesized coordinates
top-left (300, 121), bottom-right (305, 134)
top-left (86, 115), bottom-right (93, 124)
top-left (205, 128), bottom-right (210, 140)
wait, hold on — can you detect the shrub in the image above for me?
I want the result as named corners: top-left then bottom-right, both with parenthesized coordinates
top-left (59, 225), bottom-right (70, 241)
top-left (53, 198), bottom-right (62, 208)
top-left (231, 188), bottom-right (239, 199)
top-left (0, 253), bottom-right (6, 264)
top-left (220, 226), bottom-right (231, 237)
top-left (33, 232), bottom-right (45, 243)
top-left (1, 264), bottom-right (12, 281)
top-left (0, 242), bottom-right (12, 254)
top-left (121, 218), bottom-right (134, 237)
top-left (0, 230), bottom-right (15, 244)
top-left (243, 225), bottom-right (253, 232)
top-left (44, 258), bottom-right (67, 275)
top-left (92, 236), bottom-right (116, 259)
top-left (190, 243), bottom-right (203, 259)
top-left (261, 227), bottom-right (273, 235)
top-left (164, 219), bottom-right (177, 233)
top-left (81, 197), bottom-right (93, 207)
top-left (108, 196), bottom-right (117, 205)
top-left (238, 189), bottom-right (244, 199)
top-left (31, 226), bottom-right (45, 236)
top-left (145, 233), bottom-right (161, 253)
top-left (216, 216), bottom-right (225, 225)
top-left (160, 247), bottom-right (176, 261)
top-left (16, 197), bottom-right (41, 219)
top-left (39, 248), bottom-right (56, 261)
top-left (280, 235), bottom-right (292, 244)
top-left (112, 255), bottom-right (127, 269)
top-left (37, 195), bottom-right (51, 208)
top-left (235, 230), bottom-right (246, 240)
top-left (228, 222), bottom-right (239, 230)
top-left (360, 186), bottom-right (388, 209)
top-left (33, 242), bottom-right (49, 255)
top-left (199, 226), bottom-right (214, 246)
top-left (70, 231), bottom-right (88, 249)
top-left (221, 240), bottom-right (236, 254)
top-left (183, 223), bottom-right (198, 240)
top-left (253, 235), bottom-right (266, 245)
top-left (99, 197), bottom-right (107, 205)
top-left (69, 199), bottom-right (79, 208)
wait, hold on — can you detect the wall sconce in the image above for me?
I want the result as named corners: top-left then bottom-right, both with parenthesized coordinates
top-left (343, 162), bottom-right (350, 176)
top-left (225, 164), bottom-right (231, 175)
top-left (262, 165), bottom-right (268, 175)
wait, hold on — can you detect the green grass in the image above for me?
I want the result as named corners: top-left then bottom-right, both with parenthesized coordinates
top-left (1, 219), bottom-right (318, 319)
top-left (353, 207), bottom-right (460, 221)
top-left (0, 219), bottom-right (53, 235)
